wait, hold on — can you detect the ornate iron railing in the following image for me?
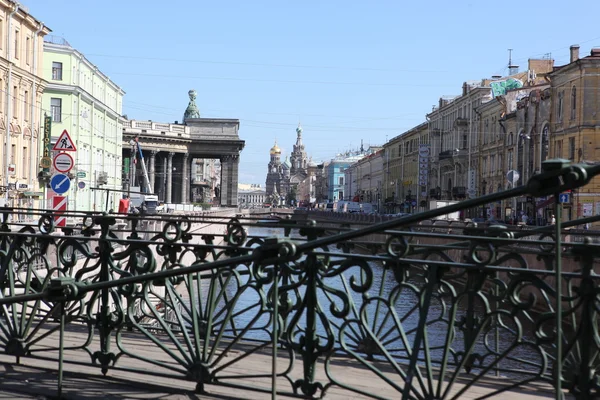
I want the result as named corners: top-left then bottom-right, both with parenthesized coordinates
top-left (0, 159), bottom-right (599, 399)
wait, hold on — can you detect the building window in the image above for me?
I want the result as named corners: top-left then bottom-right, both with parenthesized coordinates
top-left (484, 120), bottom-right (489, 144)
top-left (25, 36), bottom-right (30, 65)
top-left (571, 86), bottom-right (576, 120)
top-left (12, 86), bottom-right (17, 118)
top-left (22, 147), bottom-right (27, 177)
top-left (52, 62), bottom-right (63, 80)
top-left (339, 176), bottom-right (344, 186)
top-left (50, 98), bottom-right (62, 122)
top-left (11, 145), bottom-right (16, 165)
top-left (556, 140), bottom-right (563, 158)
top-left (557, 91), bottom-right (564, 122)
top-left (23, 90), bottom-right (28, 121)
top-left (14, 29), bottom-right (18, 59)
top-left (568, 137), bottom-right (575, 160)
top-left (507, 150), bottom-right (513, 170)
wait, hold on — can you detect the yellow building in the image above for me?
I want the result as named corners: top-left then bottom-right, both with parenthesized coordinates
top-left (383, 122), bottom-right (428, 213)
top-left (0, 1), bottom-right (50, 207)
top-left (548, 46), bottom-right (600, 223)
top-left (476, 96), bottom-right (505, 219)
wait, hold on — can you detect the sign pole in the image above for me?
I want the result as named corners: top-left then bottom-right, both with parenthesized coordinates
top-left (43, 115), bottom-right (52, 210)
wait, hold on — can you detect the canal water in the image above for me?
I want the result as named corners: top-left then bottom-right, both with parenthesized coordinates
top-left (177, 224), bottom-right (548, 380)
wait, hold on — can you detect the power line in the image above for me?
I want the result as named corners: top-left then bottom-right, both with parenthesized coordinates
top-left (103, 70), bottom-right (454, 88)
top-left (83, 53), bottom-right (449, 74)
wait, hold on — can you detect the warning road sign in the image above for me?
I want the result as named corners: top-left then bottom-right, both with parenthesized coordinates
top-left (53, 153), bottom-right (74, 173)
top-left (52, 130), bottom-right (77, 152)
top-left (53, 195), bottom-right (67, 227)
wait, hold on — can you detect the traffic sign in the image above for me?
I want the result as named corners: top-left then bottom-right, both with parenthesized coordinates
top-left (77, 171), bottom-right (86, 178)
top-left (50, 173), bottom-right (71, 195)
top-left (52, 130), bottom-right (76, 152)
top-left (40, 157), bottom-right (52, 169)
top-left (559, 193), bottom-right (570, 203)
top-left (52, 195), bottom-right (67, 227)
top-left (78, 181), bottom-right (86, 189)
top-left (507, 170), bottom-right (520, 185)
top-left (411, 200), bottom-right (417, 207)
top-left (53, 153), bottom-right (74, 173)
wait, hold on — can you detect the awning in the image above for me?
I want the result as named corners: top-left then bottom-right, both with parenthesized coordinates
top-left (535, 196), bottom-right (555, 210)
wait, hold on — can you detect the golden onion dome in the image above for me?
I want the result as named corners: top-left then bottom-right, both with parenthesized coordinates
top-left (270, 140), bottom-right (281, 155)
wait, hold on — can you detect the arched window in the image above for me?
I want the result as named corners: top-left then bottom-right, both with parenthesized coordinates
top-left (571, 86), bottom-right (577, 120)
top-left (557, 91), bottom-right (564, 122)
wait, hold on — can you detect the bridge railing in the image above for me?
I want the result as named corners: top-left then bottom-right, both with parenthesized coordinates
top-left (0, 159), bottom-right (599, 399)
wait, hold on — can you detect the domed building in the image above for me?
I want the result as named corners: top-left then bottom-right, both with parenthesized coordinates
top-left (265, 124), bottom-right (310, 205)
top-left (265, 140), bottom-right (290, 204)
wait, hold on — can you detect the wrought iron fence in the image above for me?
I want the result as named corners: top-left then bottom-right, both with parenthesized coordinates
top-left (0, 160), bottom-right (598, 399)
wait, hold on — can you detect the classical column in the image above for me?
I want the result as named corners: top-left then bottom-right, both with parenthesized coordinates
top-left (181, 153), bottom-right (189, 204)
top-left (219, 156), bottom-right (229, 207)
top-left (219, 154), bottom-right (240, 207)
top-left (231, 154), bottom-right (239, 206)
top-left (166, 152), bottom-right (174, 203)
top-left (149, 150), bottom-right (157, 194)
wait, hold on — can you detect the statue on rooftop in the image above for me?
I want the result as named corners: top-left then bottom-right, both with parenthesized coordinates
top-left (183, 89), bottom-right (201, 120)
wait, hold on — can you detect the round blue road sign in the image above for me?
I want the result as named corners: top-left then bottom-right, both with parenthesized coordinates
top-left (50, 173), bottom-right (71, 195)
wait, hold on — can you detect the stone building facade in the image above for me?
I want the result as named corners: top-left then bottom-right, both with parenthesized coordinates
top-left (237, 184), bottom-right (266, 208)
top-left (122, 91), bottom-right (244, 207)
top-left (0, 1), bottom-right (50, 207)
top-left (383, 123), bottom-right (428, 213)
top-left (265, 124), bottom-right (309, 205)
top-left (42, 36), bottom-right (125, 212)
top-left (549, 46), bottom-right (600, 222)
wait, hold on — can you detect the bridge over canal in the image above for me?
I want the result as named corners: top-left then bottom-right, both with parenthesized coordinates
top-left (0, 160), bottom-right (598, 399)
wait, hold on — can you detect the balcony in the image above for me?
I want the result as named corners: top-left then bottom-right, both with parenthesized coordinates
top-left (439, 150), bottom-right (453, 160)
top-left (429, 187), bottom-right (441, 199)
top-left (452, 186), bottom-right (467, 198)
top-left (439, 149), bottom-right (468, 161)
top-left (455, 117), bottom-right (468, 126)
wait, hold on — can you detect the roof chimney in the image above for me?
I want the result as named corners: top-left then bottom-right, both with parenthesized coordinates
top-left (591, 48), bottom-right (600, 57)
top-left (462, 82), bottom-right (468, 96)
top-left (570, 45), bottom-right (580, 62)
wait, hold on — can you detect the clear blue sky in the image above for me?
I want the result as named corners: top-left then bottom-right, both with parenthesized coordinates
top-left (25, 0), bottom-right (600, 184)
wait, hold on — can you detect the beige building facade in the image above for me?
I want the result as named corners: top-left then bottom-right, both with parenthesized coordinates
top-left (382, 123), bottom-right (429, 213)
top-left (0, 1), bottom-right (50, 206)
top-left (549, 46), bottom-right (600, 223)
